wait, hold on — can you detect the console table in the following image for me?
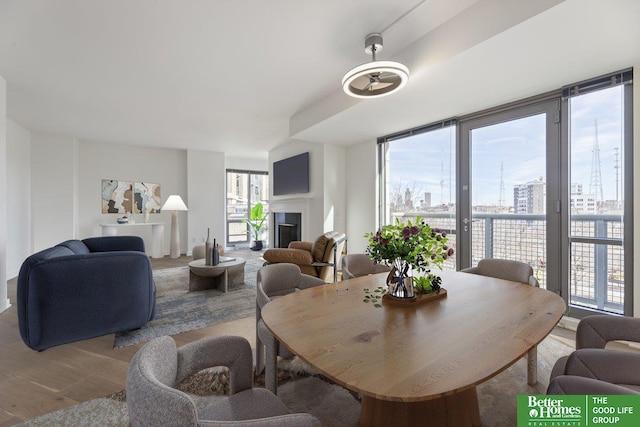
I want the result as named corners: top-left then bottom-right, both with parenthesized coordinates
top-left (100, 222), bottom-right (165, 258)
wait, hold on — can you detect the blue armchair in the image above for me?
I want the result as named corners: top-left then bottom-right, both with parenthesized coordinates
top-left (18, 236), bottom-right (156, 350)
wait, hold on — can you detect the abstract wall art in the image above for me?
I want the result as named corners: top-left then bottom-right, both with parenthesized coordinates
top-left (134, 182), bottom-right (162, 214)
top-left (102, 180), bottom-right (161, 214)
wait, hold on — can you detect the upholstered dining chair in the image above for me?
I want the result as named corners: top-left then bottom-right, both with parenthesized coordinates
top-left (256, 263), bottom-right (326, 394)
top-left (461, 258), bottom-right (540, 385)
top-left (342, 253), bottom-right (391, 280)
top-left (126, 335), bottom-right (319, 427)
top-left (547, 315), bottom-right (640, 395)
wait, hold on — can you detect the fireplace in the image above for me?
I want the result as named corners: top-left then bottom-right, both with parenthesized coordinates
top-left (273, 212), bottom-right (302, 248)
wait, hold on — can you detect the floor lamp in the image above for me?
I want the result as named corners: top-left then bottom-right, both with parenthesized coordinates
top-left (162, 195), bottom-right (188, 258)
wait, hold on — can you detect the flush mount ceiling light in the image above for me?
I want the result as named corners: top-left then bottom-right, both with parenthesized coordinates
top-left (342, 33), bottom-right (409, 99)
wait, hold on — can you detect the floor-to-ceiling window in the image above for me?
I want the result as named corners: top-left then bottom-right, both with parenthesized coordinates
top-left (226, 170), bottom-right (269, 247)
top-left (562, 70), bottom-right (633, 316)
top-left (379, 69), bottom-right (633, 316)
top-left (378, 120), bottom-right (457, 270)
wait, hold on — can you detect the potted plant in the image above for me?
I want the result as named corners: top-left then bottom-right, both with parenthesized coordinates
top-left (245, 202), bottom-right (268, 251)
top-left (365, 217), bottom-right (454, 298)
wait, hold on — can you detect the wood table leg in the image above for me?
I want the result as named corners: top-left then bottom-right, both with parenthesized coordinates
top-left (359, 387), bottom-right (481, 427)
top-left (527, 346), bottom-right (538, 385)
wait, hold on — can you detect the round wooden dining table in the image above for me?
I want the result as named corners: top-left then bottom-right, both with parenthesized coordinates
top-left (261, 270), bottom-right (566, 426)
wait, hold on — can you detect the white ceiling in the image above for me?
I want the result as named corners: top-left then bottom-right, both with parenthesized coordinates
top-left (1, 0), bottom-right (639, 159)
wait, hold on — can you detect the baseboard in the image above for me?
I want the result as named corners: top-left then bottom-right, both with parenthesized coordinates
top-left (558, 315), bottom-right (579, 331)
top-left (0, 298), bottom-right (11, 314)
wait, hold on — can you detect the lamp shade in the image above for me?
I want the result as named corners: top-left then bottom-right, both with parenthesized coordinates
top-left (162, 195), bottom-right (188, 211)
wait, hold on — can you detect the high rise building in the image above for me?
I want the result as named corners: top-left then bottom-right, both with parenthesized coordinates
top-left (513, 178), bottom-right (545, 214)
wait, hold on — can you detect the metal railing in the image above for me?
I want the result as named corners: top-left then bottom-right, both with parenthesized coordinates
top-left (390, 211), bottom-right (624, 314)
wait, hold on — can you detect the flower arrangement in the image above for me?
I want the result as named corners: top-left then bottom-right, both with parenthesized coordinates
top-left (365, 217), bottom-right (454, 295)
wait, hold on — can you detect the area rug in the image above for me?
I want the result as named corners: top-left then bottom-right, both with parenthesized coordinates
top-left (113, 257), bottom-right (264, 348)
top-left (19, 333), bottom-right (574, 426)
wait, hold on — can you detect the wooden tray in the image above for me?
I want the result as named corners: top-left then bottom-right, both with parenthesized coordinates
top-left (382, 288), bottom-right (447, 306)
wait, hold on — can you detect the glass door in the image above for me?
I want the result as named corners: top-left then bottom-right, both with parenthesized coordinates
top-left (458, 100), bottom-right (561, 293)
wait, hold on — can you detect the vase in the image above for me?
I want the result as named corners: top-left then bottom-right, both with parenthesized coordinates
top-left (205, 228), bottom-right (213, 265)
top-left (212, 238), bottom-right (220, 265)
top-left (387, 259), bottom-right (415, 298)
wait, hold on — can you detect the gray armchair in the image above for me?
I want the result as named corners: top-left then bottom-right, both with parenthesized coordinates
top-left (127, 335), bottom-right (319, 426)
top-left (342, 253), bottom-right (391, 280)
top-left (461, 258), bottom-right (540, 384)
top-left (256, 264), bottom-right (326, 394)
top-left (548, 315), bottom-right (640, 395)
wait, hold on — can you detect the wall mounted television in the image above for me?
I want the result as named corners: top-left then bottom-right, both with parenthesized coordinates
top-left (273, 152), bottom-right (310, 196)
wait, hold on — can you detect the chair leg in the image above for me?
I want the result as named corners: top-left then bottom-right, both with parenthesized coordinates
top-left (255, 336), bottom-right (265, 376)
top-left (527, 346), bottom-right (538, 385)
top-left (265, 341), bottom-right (278, 394)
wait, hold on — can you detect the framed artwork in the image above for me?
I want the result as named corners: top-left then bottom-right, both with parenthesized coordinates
top-left (102, 179), bottom-right (134, 214)
top-left (102, 180), bottom-right (162, 214)
top-left (134, 182), bottom-right (162, 214)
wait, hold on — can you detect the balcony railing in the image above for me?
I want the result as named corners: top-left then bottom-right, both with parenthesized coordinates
top-left (390, 211), bottom-right (624, 314)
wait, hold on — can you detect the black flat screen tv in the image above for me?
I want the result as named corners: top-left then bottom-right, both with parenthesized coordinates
top-left (273, 152), bottom-right (310, 196)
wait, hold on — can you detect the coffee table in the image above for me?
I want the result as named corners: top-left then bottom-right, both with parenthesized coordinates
top-left (261, 270), bottom-right (565, 426)
top-left (187, 257), bottom-right (246, 292)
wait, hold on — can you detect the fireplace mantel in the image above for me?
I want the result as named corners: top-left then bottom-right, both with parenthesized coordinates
top-left (268, 198), bottom-right (311, 243)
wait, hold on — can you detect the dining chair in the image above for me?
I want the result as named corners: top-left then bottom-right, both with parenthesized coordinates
top-left (547, 315), bottom-right (640, 394)
top-left (126, 335), bottom-right (320, 426)
top-left (256, 263), bottom-right (326, 394)
top-left (341, 253), bottom-right (391, 280)
top-left (461, 258), bottom-right (540, 385)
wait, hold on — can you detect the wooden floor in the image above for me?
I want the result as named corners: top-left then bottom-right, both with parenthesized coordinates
top-left (0, 249), bottom-right (600, 426)
top-left (0, 250), bottom-right (261, 426)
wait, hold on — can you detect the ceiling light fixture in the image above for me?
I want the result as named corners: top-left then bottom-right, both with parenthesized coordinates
top-left (342, 33), bottom-right (409, 99)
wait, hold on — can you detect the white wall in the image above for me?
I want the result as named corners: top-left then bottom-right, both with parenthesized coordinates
top-left (6, 119), bottom-right (31, 278)
top-left (31, 133), bottom-right (77, 251)
top-left (345, 140), bottom-right (378, 254)
top-left (322, 144), bottom-right (346, 234)
top-left (0, 75), bottom-right (8, 312)
top-left (77, 140), bottom-right (188, 255)
top-left (187, 150), bottom-right (226, 253)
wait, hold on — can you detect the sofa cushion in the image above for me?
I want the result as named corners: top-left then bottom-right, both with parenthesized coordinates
top-left (56, 240), bottom-right (91, 255)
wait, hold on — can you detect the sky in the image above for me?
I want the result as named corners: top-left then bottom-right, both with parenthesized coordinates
top-left (387, 85), bottom-right (625, 208)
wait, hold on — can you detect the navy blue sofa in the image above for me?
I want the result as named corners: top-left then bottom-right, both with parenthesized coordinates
top-left (18, 236), bottom-right (156, 350)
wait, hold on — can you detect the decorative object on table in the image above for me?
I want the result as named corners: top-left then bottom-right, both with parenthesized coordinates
top-left (212, 238), bottom-right (220, 265)
top-left (205, 228), bottom-right (213, 265)
top-left (116, 216), bottom-right (129, 224)
top-left (161, 195), bottom-right (188, 258)
top-left (244, 202), bottom-right (268, 251)
top-left (365, 217), bottom-right (453, 301)
top-left (363, 286), bottom-right (385, 307)
top-left (143, 208), bottom-right (150, 223)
